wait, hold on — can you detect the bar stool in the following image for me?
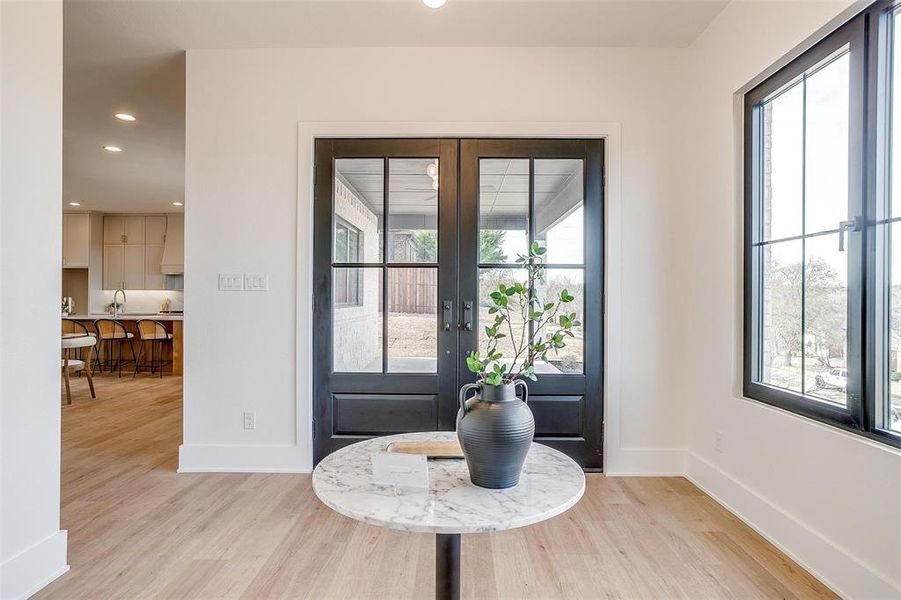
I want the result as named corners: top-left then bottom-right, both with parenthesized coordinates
top-left (62, 320), bottom-right (95, 364)
top-left (93, 319), bottom-right (136, 377)
top-left (134, 319), bottom-right (173, 378)
top-left (62, 334), bottom-right (96, 404)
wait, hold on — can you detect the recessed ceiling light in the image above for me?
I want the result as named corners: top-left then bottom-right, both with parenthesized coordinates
top-left (114, 112), bottom-right (136, 122)
top-left (103, 145), bottom-right (122, 152)
top-left (68, 202), bottom-right (81, 207)
top-left (422, 0), bottom-right (446, 7)
top-left (172, 201), bottom-right (184, 207)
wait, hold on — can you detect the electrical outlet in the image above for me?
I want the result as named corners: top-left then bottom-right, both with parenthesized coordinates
top-left (714, 431), bottom-right (723, 454)
top-left (244, 273), bottom-right (269, 291)
top-left (243, 411), bottom-right (256, 430)
top-left (219, 273), bottom-right (244, 291)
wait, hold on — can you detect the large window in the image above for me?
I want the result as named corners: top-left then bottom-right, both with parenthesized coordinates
top-left (745, 2), bottom-right (901, 448)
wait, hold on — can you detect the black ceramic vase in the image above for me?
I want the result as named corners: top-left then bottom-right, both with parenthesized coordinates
top-left (456, 381), bottom-right (535, 489)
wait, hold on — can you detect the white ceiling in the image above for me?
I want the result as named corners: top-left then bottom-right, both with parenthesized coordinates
top-left (63, 0), bottom-right (728, 213)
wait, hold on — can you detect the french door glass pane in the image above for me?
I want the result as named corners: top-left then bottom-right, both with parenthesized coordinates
top-left (760, 240), bottom-right (803, 393)
top-left (333, 267), bottom-right (382, 372)
top-left (761, 82), bottom-right (804, 241)
top-left (387, 267), bottom-right (437, 373)
top-left (480, 159), bottom-right (529, 262)
top-left (536, 269), bottom-right (584, 374)
top-left (478, 267), bottom-right (529, 371)
top-left (804, 233), bottom-right (847, 405)
top-left (534, 159), bottom-right (584, 264)
top-left (388, 158), bottom-right (438, 263)
top-left (805, 50), bottom-right (850, 235)
top-left (334, 158), bottom-right (383, 263)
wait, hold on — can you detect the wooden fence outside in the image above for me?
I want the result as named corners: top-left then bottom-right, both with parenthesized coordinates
top-left (388, 268), bottom-right (437, 314)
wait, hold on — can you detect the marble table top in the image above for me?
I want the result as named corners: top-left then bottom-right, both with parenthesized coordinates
top-left (312, 431), bottom-right (585, 534)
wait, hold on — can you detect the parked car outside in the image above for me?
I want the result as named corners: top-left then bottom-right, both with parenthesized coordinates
top-left (815, 368), bottom-right (847, 391)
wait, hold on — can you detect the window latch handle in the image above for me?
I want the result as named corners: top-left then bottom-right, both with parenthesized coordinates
top-left (838, 216), bottom-right (862, 252)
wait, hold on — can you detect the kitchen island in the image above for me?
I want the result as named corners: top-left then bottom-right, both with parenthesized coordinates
top-left (62, 314), bottom-right (183, 375)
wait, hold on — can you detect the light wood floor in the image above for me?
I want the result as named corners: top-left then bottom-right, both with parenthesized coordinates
top-left (37, 375), bottom-right (836, 599)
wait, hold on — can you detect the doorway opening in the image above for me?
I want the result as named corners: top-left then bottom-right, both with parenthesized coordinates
top-left (313, 138), bottom-right (604, 468)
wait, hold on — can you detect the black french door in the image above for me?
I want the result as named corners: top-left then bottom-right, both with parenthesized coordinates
top-left (313, 138), bottom-right (604, 469)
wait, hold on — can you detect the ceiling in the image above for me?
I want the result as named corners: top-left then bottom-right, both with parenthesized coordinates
top-left (63, 0), bottom-right (728, 213)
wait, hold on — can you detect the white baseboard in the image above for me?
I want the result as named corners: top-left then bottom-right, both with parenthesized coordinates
top-left (0, 530), bottom-right (68, 600)
top-left (685, 452), bottom-right (900, 600)
top-left (177, 443), bottom-right (311, 473)
top-left (604, 446), bottom-right (687, 476)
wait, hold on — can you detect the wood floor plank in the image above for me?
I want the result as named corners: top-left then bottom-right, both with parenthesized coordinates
top-left (35, 374), bottom-right (838, 599)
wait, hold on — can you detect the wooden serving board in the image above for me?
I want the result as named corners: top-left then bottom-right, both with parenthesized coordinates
top-left (386, 440), bottom-right (464, 459)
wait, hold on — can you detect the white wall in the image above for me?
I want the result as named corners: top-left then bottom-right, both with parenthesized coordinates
top-left (183, 4), bottom-right (900, 597)
top-left (680, 2), bottom-right (901, 598)
top-left (0, 1), bottom-right (68, 598)
top-left (182, 46), bottom-right (689, 471)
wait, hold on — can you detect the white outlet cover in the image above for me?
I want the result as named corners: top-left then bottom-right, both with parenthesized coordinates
top-left (244, 273), bottom-right (269, 291)
top-left (219, 273), bottom-right (244, 291)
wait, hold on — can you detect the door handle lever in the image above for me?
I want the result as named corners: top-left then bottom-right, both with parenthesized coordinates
top-left (460, 301), bottom-right (473, 331)
top-left (442, 300), bottom-right (453, 332)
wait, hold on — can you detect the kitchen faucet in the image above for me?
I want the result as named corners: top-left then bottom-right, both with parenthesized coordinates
top-left (113, 287), bottom-right (126, 317)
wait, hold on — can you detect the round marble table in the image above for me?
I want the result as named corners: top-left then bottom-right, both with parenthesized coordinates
top-left (312, 431), bottom-right (585, 600)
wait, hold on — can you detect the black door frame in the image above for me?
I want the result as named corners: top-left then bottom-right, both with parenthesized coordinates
top-left (313, 137), bottom-right (604, 469)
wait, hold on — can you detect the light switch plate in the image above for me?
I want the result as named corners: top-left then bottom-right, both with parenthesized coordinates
top-left (219, 273), bottom-right (244, 291)
top-left (244, 273), bottom-right (269, 291)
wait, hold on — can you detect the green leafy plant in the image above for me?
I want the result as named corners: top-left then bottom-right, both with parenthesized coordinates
top-left (466, 242), bottom-right (579, 386)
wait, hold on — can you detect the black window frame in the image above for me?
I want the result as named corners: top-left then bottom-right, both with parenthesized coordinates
top-left (744, 0), bottom-right (901, 450)
top-left (334, 217), bottom-right (364, 307)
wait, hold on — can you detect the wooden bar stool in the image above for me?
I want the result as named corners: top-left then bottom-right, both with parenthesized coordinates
top-left (62, 334), bottom-right (96, 404)
top-left (93, 319), bottom-right (137, 377)
top-left (62, 320), bottom-right (95, 364)
top-left (134, 319), bottom-right (173, 378)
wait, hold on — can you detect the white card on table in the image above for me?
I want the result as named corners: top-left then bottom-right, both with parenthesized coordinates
top-left (371, 452), bottom-right (429, 489)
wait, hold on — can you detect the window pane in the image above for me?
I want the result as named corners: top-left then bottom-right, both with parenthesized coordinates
top-left (387, 268), bottom-right (437, 373)
top-left (478, 268), bottom-right (529, 371)
top-left (480, 159), bottom-right (529, 262)
top-left (388, 158), bottom-right (438, 263)
top-left (804, 234), bottom-right (847, 405)
top-left (333, 267), bottom-right (382, 372)
top-left (887, 223), bottom-right (901, 432)
top-left (759, 240), bottom-right (803, 393)
top-left (894, 12), bottom-right (901, 219)
top-left (335, 158), bottom-right (383, 263)
top-left (536, 269), bottom-right (584, 374)
top-left (762, 82), bottom-right (804, 241)
top-left (805, 51), bottom-right (850, 234)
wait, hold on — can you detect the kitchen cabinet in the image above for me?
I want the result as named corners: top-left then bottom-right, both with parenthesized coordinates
top-left (62, 213), bottom-right (90, 268)
top-left (144, 243), bottom-right (165, 289)
top-left (103, 244), bottom-right (145, 290)
top-left (145, 216), bottom-right (167, 245)
top-left (104, 215), bottom-right (146, 245)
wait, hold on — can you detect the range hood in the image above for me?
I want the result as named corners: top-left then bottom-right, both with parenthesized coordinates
top-left (161, 213), bottom-right (184, 274)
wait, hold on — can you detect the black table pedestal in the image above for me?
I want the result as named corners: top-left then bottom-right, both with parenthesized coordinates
top-left (435, 533), bottom-right (461, 600)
